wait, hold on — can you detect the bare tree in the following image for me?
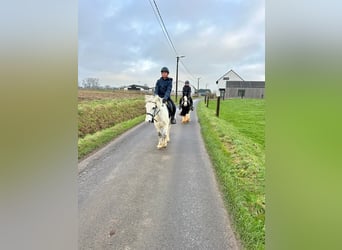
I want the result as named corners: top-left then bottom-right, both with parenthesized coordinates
top-left (82, 78), bottom-right (100, 89)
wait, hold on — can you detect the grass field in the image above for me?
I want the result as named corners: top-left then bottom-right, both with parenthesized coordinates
top-left (216, 99), bottom-right (265, 147)
top-left (197, 98), bottom-right (265, 249)
top-left (78, 89), bottom-right (146, 159)
top-left (78, 89), bottom-right (146, 102)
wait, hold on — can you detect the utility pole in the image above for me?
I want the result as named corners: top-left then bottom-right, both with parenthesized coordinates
top-left (175, 55), bottom-right (185, 102)
top-left (197, 77), bottom-right (200, 95)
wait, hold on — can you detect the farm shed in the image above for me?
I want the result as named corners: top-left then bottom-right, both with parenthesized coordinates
top-left (216, 69), bottom-right (265, 99)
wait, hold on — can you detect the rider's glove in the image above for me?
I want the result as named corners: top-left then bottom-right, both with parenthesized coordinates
top-left (162, 98), bottom-right (167, 104)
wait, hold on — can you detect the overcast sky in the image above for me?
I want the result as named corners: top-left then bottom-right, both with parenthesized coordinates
top-left (79, 0), bottom-right (264, 90)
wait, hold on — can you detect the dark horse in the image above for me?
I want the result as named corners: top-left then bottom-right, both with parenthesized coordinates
top-left (179, 96), bottom-right (191, 123)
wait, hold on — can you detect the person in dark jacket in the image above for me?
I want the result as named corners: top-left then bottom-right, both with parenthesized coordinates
top-left (180, 80), bottom-right (193, 110)
top-left (154, 67), bottom-right (177, 124)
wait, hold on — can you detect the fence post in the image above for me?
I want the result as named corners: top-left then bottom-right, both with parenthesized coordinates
top-left (204, 95), bottom-right (207, 104)
top-left (206, 94), bottom-right (209, 107)
top-left (216, 96), bottom-right (221, 117)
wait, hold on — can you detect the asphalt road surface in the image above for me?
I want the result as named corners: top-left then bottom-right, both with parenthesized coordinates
top-left (79, 101), bottom-right (240, 250)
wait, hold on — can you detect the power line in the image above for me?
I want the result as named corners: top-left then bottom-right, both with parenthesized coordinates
top-left (147, 0), bottom-right (174, 55)
top-left (152, 0), bottom-right (178, 55)
top-left (180, 60), bottom-right (197, 81)
top-left (148, 0), bottom-right (197, 81)
top-left (148, 0), bottom-right (178, 56)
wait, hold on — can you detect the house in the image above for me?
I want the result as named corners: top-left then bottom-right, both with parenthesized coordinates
top-left (216, 69), bottom-right (265, 99)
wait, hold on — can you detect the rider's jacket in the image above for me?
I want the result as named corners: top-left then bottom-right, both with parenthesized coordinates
top-left (154, 77), bottom-right (173, 100)
top-left (182, 85), bottom-right (191, 97)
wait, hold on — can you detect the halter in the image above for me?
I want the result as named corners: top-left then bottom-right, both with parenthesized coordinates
top-left (146, 102), bottom-right (160, 123)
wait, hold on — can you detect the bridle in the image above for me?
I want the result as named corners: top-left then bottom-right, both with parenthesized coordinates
top-left (146, 101), bottom-right (160, 123)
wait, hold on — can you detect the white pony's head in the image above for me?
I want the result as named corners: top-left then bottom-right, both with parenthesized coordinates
top-left (145, 95), bottom-right (162, 123)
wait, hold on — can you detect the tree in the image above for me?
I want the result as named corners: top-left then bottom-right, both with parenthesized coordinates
top-left (82, 78), bottom-right (100, 89)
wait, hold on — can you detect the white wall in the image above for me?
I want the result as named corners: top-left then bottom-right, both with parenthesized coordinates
top-left (217, 70), bottom-right (244, 89)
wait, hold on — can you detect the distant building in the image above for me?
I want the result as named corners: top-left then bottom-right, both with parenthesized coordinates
top-left (197, 89), bottom-right (211, 96)
top-left (216, 69), bottom-right (265, 99)
top-left (124, 84), bottom-right (153, 92)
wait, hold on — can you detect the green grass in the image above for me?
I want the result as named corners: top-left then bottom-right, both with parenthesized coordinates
top-left (197, 99), bottom-right (265, 250)
top-left (78, 115), bottom-right (145, 160)
top-left (213, 99), bottom-right (265, 147)
top-left (78, 98), bottom-right (145, 138)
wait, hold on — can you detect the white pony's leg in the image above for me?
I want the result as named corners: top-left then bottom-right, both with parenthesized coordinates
top-left (165, 121), bottom-right (170, 142)
top-left (156, 125), bottom-right (163, 149)
top-left (157, 140), bottom-right (163, 149)
top-left (157, 133), bottom-right (163, 149)
top-left (161, 127), bottom-right (167, 148)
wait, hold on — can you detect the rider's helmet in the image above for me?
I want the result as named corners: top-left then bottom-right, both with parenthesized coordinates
top-left (185, 80), bottom-right (190, 85)
top-left (161, 67), bottom-right (169, 73)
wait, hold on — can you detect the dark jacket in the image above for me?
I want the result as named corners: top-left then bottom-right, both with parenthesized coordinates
top-left (182, 85), bottom-right (191, 97)
top-left (154, 77), bottom-right (173, 100)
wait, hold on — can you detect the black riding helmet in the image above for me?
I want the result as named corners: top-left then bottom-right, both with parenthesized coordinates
top-left (185, 80), bottom-right (190, 85)
top-left (161, 67), bottom-right (169, 73)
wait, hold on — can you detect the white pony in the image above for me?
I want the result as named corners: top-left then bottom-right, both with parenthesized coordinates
top-left (145, 95), bottom-right (171, 149)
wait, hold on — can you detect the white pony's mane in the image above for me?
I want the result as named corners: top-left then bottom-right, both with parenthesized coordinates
top-left (145, 95), bottom-right (161, 104)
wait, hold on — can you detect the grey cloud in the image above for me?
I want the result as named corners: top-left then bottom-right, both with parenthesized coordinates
top-left (79, 0), bottom-right (264, 89)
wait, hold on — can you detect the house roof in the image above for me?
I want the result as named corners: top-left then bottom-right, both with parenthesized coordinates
top-left (224, 69), bottom-right (245, 81)
top-left (216, 69), bottom-right (244, 83)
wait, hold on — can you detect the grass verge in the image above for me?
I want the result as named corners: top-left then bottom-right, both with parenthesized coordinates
top-left (197, 100), bottom-right (265, 250)
top-left (78, 98), bottom-right (145, 138)
top-left (78, 115), bottom-right (145, 160)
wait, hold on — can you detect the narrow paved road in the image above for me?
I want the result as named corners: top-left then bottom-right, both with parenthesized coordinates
top-left (79, 101), bottom-right (240, 250)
